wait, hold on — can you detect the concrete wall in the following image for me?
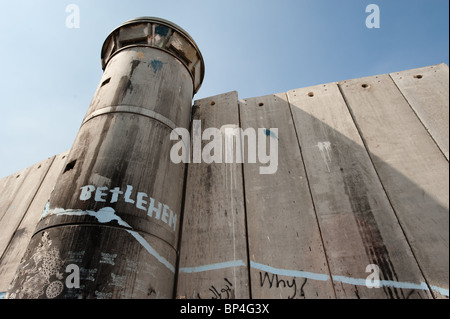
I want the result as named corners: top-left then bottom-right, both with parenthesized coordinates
top-left (0, 63), bottom-right (448, 299)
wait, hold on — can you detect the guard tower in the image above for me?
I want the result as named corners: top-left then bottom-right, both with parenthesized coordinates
top-left (7, 17), bottom-right (204, 299)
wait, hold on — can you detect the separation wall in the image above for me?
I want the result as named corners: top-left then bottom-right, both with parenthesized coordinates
top-left (0, 64), bottom-right (448, 299)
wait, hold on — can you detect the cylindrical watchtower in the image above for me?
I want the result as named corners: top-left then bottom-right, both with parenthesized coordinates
top-left (7, 17), bottom-right (204, 299)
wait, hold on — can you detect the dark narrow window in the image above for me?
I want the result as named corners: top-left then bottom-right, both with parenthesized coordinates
top-left (101, 77), bottom-right (111, 87)
top-left (64, 160), bottom-right (77, 173)
top-left (119, 37), bottom-right (148, 47)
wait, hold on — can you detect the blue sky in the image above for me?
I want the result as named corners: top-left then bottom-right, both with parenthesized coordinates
top-left (0, 0), bottom-right (448, 178)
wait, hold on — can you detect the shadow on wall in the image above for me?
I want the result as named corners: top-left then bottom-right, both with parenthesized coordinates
top-left (177, 69), bottom-right (448, 299)
top-left (0, 66), bottom-right (448, 299)
top-left (243, 82), bottom-right (447, 299)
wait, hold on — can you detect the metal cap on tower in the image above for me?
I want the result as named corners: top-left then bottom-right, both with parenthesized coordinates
top-left (101, 17), bottom-right (205, 94)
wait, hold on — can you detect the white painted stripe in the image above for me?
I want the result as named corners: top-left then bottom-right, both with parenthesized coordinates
top-left (49, 207), bottom-right (175, 273)
top-left (42, 207), bottom-right (450, 297)
top-left (430, 285), bottom-right (450, 297)
top-left (179, 260), bottom-right (246, 274)
top-left (332, 275), bottom-right (429, 291)
top-left (251, 261), bottom-right (449, 296)
top-left (179, 259), bottom-right (449, 297)
top-left (250, 261), bottom-right (330, 282)
top-left (125, 230), bottom-right (175, 273)
top-left (48, 207), bottom-right (132, 228)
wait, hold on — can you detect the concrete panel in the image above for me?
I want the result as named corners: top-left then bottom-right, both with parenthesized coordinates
top-left (176, 92), bottom-right (250, 299)
top-left (0, 64), bottom-right (447, 299)
top-left (240, 93), bottom-right (335, 299)
top-left (0, 157), bottom-right (54, 259)
top-left (0, 151), bottom-right (68, 292)
top-left (390, 64), bottom-right (449, 160)
top-left (287, 83), bottom-right (431, 299)
top-left (0, 168), bottom-right (30, 222)
top-left (339, 74), bottom-right (449, 298)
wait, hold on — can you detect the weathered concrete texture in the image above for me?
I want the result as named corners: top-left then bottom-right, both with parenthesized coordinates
top-left (0, 152), bottom-right (68, 292)
top-left (176, 91), bottom-right (250, 299)
top-left (390, 63), bottom-right (449, 160)
top-left (288, 83), bottom-right (430, 299)
top-left (0, 158), bottom-right (54, 259)
top-left (240, 93), bottom-right (335, 299)
top-left (7, 225), bottom-right (176, 299)
top-left (0, 63), bottom-right (448, 299)
top-left (338, 73), bottom-right (449, 298)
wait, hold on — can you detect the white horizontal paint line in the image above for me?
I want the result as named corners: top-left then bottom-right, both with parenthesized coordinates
top-left (38, 207), bottom-right (450, 298)
top-left (178, 258), bottom-right (449, 297)
top-left (250, 261), bottom-right (330, 282)
top-left (46, 207), bottom-right (132, 228)
top-left (179, 260), bottom-right (246, 274)
top-left (430, 285), bottom-right (450, 297)
top-left (251, 261), bottom-right (448, 295)
top-left (254, 261), bottom-right (449, 296)
top-left (332, 275), bottom-right (429, 291)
